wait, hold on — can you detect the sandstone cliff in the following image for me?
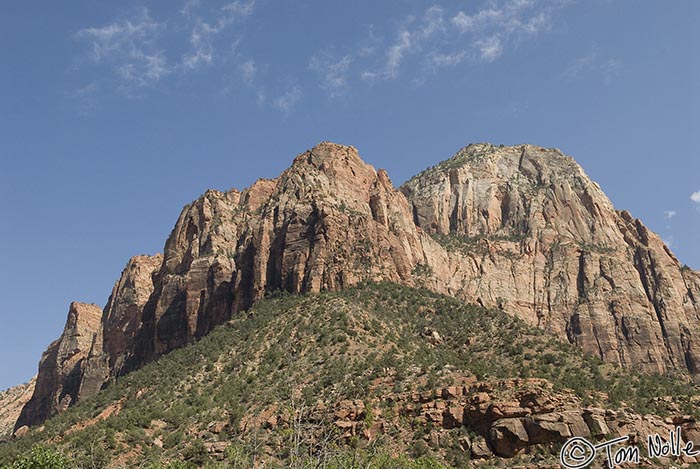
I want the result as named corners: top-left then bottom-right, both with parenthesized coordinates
top-left (0, 378), bottom-right (35, 437)
top-left (15, 303), bottom-right (104, 428)
top-left (401, 143), bottom-right (700, 374)
top-left (15, 142), bottom-right (700, 429)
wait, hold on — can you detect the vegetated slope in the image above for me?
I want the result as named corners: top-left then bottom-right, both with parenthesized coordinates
top-left (2, 283), bottom-right (698, 468)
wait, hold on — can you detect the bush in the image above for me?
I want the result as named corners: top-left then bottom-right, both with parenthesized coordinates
top-left (6, 446), bottom-right (71, 469)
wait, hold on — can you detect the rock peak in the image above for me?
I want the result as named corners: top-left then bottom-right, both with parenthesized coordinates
top-left (15, 302), bottom-right (105, 429)
top-left (291, 141), bottom-right (364, 170)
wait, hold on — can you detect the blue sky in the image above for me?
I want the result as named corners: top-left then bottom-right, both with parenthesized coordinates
top-left (1, 0), bottom-right (698, 390)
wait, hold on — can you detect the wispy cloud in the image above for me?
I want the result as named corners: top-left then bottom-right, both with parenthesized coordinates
top-left (74, 1), bottom-right (572, 112)
top-left (361, 0), bottom-right (568, 81)
top-left (450, 0), bottom-right (559, 61)
top-left (181, 1), bottom-right (255, 71)
top-left (476, 36), bottom-right (503, 62)
top-left (361, 30), bottom-right (412, 81)
top-left (691, 191), bottom-right (700, 204)
top-left (664, 210), bottom-right (677, 219)
top-left (362, 6), bottom-right (448, 81)
top-left (75, 2), bottom-right (257, 92)
top-left (238, 59), bottom-right (257, 85)
top-left (180, 0), bottom-right (200, 18)
top-left (428, 50), bottom-right (467, 68)
top-left (309, 53), bottom-right (353, 97)
top-left (273, 86), bottom-right (302, 114)
top-left (564, 47), bottom-right (622, 84)
top-left (223, 0), bottom-right (255, 17)
top-left (76, 8), bottom-right (168, 87)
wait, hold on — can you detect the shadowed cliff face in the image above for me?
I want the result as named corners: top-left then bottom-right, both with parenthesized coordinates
top-left (15, 303), bottom-right (104, 429)
top-left (16, 142), bottom-right (700, 429)
top-left (0, 378), bottom-right (35, 437)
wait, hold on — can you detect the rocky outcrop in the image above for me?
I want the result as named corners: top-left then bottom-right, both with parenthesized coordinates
top-left (0, 378), bottom-right (35, 437)
top-left (102, 254), bottom-right (163, 375)
top-left (235, 376), bottom-right (700, 465)
top-left (122, 143), bottom-right (432, 373)
top-left (14, 254), bottom-right (162, 429)
top-left (401, 143), bottom-right (700, 374)
top-left (16, 141), bottom-right (700, 429)
top-left (15, 303), bottom-right (104, 429)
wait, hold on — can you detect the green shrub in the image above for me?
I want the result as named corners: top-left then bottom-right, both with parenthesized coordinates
top-left (5, 446), bottom-right (71, 469)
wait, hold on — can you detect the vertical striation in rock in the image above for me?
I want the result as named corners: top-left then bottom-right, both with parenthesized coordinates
top-left (127, 142), bottom-right (431, 371)
top-left (0, 377), bottom-right (35, 437)
top-left (102, 254), bottom-right (163, 376)
top-left (401, 143), bottom-right (700, 374)
top-left (15, 303), bottom-right (103, 429)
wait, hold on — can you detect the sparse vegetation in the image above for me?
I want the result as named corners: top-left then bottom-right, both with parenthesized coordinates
top-left (1, 282), bottom-right (698, 467)
top-left (578, 242), bottom-right (616, 255)
top-left (430, 232), bottom-right (526, 256)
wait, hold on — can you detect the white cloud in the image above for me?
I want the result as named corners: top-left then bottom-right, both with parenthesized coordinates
top-left (77, 10), bottom-right (160, 60)
top-left (76, 8), bottom-right (168, 87)
top-left (664, 210), bottom-right (677, 219)
top-left (384, 31), bottom-right (413, 79)
top-left (273, 86), bottom-right (302, 114)
top-left (238, 59), bottom-right (257, 85)
top-left (451, 0), bottom-right (561, 63)
top-left (182, 20), bottom-right (216, 69)
top-left (119, 51), bottom-right (168, 81)
top-left (180, 0), bottom-right (200, 18)
top-left (181, 2), bottom-right (254, 71)
top-left (451, 9), bottom-right (502, 33)
top-left (309, 53), bottom-right (352, 97)
top-left (363, 6), bottom-right (449, 81)
top-left (76, 2), bottom-right (257, 92)
top-left (429, 50), bottom-right (467, 68)
top-left (361, 0), bottom-right (568, 81)
top-left (691, 191), bottom-right (700, 203)
top-left (222, 0), bottom-right (256, 18)
top-left (421, 5), bottom-right (447, 37)
top-left (476, 36), bottom-right (503, 62)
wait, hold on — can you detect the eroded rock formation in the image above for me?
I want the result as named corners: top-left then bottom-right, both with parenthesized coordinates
top-left (15, 303), bottom-right (104, 428)
top-left (401, 143), bottom-right (700, 374)
top-left (0, 378), bottom-right (35, 437)
top-left (16, 142), bottom-right (700, 429)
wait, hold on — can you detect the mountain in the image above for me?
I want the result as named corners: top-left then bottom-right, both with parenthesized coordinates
top-left (0, 379), bottom-right (35, 438)
top-left (10, 142), bottom-right (700, 440)
top-left (2, 284), bottom-right (699, 468)
top-left (401, 143), bottom-right (700, 374)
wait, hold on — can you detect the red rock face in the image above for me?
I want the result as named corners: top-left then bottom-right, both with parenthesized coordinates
top-left (401, 143), bottom-right (700, 374)
top-left (16, 142), bottom-right (700, 428)
top-left (15, 303), bottom-right (104, 428)
top-left (0, 377), bottom-right (35, 437)
top-left (102, 254), bottom-right (163, 374)
top-left (124, 143), bottom-right (431, 372)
